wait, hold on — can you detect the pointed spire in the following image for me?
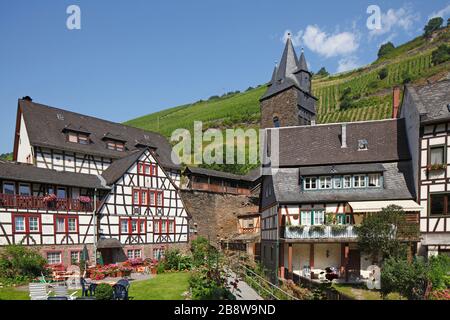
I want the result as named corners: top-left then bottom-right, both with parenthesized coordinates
top-left (276, 34), bottom-right (298, 83)
top-left (298, 48), bottom-right (308, 72)
top-left (268, 62), bottom-right (278, 87)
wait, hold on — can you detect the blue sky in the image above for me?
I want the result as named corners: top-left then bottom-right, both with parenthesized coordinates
top-left (0, 0), bottom-right (449, 154)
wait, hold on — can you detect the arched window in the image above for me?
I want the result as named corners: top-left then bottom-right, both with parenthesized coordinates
top-left (273, 116), bottom-right (280, 128)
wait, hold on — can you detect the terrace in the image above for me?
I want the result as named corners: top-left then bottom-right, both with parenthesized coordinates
top-left (0, 193), bottom-right (100, 212)
top-left (282, 225), bottom-right (358, 241)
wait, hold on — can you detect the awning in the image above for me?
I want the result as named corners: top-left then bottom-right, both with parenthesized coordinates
top-left (349, 200), bottom-right (423, 213)
top-left (97, 238), bottom-right (123, 249)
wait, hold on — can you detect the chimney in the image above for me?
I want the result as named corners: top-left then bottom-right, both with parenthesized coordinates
top-left (341, 124), bottom-right (347, 148)
top-left (22, 96), bottom-right (32, 102)
top-left (392, 86), bottom-right (401, 118)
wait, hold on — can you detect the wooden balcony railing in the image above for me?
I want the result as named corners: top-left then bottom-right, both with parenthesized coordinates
top-left (239, 227), bottom-right (260, 234)
top-left (190, 182), bottom-right (251, 195)
top-left (0, 194), bottom-right (100, 212)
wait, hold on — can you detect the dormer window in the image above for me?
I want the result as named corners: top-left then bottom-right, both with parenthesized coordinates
top-left (67, 132), bottom-right (89, 145)
top-left (106, 140), bottom-right (125, 152)
top-left (358, 139), bottom-right (368, 151)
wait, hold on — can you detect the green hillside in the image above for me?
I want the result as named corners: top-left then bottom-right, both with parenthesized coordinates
top-left (126, 27), bottom-right (450, 137)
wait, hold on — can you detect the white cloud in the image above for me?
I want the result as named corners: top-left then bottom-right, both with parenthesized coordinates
top-left (337, 56), bottom-right (361, 73)
top-left (370, 6), bottom-right (420, 38)
top-left (302, 25), bottom-right (359, 58)
top-left (428, 4), bottom-right (450, 20)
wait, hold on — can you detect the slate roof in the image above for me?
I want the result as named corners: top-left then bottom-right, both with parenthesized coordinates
top-left (101, 149), bottom-right (146, 185)
top-left (184, 166), bottom-right (261, 182)
top-left (270, 161), bottom-right (415, 203)
top-left (0, 160), bottom-right (109, 189)
top-left (261, 38), bottom-right (316, 101)
top-left (270, 119), bottom-right (411, 167)
top-left (407, 79), bottom-right (450, 124)
top-left (18, 99), bottom-right (180, 170)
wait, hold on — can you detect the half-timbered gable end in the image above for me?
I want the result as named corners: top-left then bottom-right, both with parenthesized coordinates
top-left (99, 149), bottom-right (190, 245)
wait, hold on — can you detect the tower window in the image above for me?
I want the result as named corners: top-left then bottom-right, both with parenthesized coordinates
top-left (273, 116), bottom-right (280, 128)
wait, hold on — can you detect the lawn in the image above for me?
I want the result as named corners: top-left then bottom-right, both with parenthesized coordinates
top-left (332, 283), bottom-right (404, 300)
top-left (130, 272), bottom-right (190, 300)
top-left (0, 272), bottom-right (191, 300)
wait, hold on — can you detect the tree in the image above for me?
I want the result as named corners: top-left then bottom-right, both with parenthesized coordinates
top-left (355, 205), bottom-right (419, 263)
top-left (0, 245), bottom-right (47, 282)
top-left (424, 17), bottom-right (444, 38)
top-left (377, 42), bottom-right (395, 58)
top-left (431, 44), bottom-right (450, 65)
top-left (316, 67), bottom-right (329, 77)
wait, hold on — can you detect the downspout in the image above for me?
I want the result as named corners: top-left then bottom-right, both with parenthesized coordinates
top-left (93, 189), bottom-right (97, 265)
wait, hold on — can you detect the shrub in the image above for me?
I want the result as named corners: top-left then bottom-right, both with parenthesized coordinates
top-left (189, 265), bottom-right (235, 300)
top-left (288, 225), bottom-right (304, 233)
top-left (0, 245), bottom-right (47, 284)
top-left (95, 283), bottom-right (114, 300)
top-left (163, 248), bottom-right (192, 271)
top-left (280, 280), bottom-right (314, 300)
top-left (431, 44), bottom-right (450, 65)
top-left (309, 225), bottom-right (325, 235)
top-left (427, 255), bottom-right (450, 290)
top-left (191, 237), bottom-right (218, 267)
top-left (331, 225), bottom-right (347, 235)
top-left (381, 257), bottom-right (429, 300)
top-left (316, 67), bottom-right (329, 77)
top-left (378, 67), bottom-right (389, 80)
top-left (429, 289), bottom-right (450, 300)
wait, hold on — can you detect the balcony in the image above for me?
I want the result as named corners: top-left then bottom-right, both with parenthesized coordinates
top-left (0, 194), bottom-right (100, 212)
top-left (283, 225), bottom-right (358, 241)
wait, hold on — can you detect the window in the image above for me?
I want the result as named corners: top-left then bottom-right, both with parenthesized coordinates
top-left (68, 218), bottom-right (77, 232)
top-left (301, 211), bottom-right (312, 226)
top-left (106, 140), bottom-right (125, 152)
top-left (368, 174), bottom-right (381, 187)
top-left (430, 194), bottom-right (450, 216)
top-left (70, 251), bottom-right (81, 264)
top-left (3, 182), bottom-right (15, 195)
top-left (19, 184), bottom-right (31, 196)
top-left (138, 162), bottom-right (158, 177)
top-left (14, 216), bottom-right (25, 232)
top-left (304, 177), bottom-right (317, 190)
top-left (131, 220), bottom-right (138, 233)
top-left (168, 220), bottom-right (175, 233)
top-left (430, 146), bottom-right (445, 165)
top-left (140, 220), bottom-right (146, 234)
top-left (67, 132), bottom-right (89, 145)
top-left (156, 192), bottom-right (163, 207)
top-left (29, 217), bottom-right (39, 232)
top-left (358, 139), bottom-right (369, 150)
top-left (313, 210), bottom-right (325, 225)
top-left (121, 220), bottom-right (129, 233)
top-left (333, 177), bottom-right (342, 189)
top-left (153, 248), bottom-right (165, 260)
top-left (57, 188), bottom-right (67, 199)
top-left (319, 177), bottom-right (332, 189)
top-left (47, 252), bottom-right (62, 265)
top-left (273, 116), bottom-right (280, 128)
top-left (56, 218), bottom-right (65, 232)
top-left (153, 219), bottom-right (175, 234)
top-left (337, 214), bottom-right (351, 225)
top-left (343, 176), bottom-right (352, 189)
top-left (133, 189), bottom-right (163, 207)
top-left (153, 220), bottom-right (161, 233)
top-left (133, 190), bottom-right (140, 205)
top-left (161, 220), bottom-right (167, 233)
top-left (127, 249), bottom-right (142, 259)
top-left (353, 175), bottom-right (366, 188)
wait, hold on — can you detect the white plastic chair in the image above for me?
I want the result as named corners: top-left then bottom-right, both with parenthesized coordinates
top-left (29, 283), bottom-right (50, 300)
top-left (53, 284), bottom-right (78, 300)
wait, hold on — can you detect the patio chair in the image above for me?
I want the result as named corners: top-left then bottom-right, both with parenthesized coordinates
top-left (80, 278), bottom-right (96, 297)
top-left (53, 284), bottom-right (78, 300)
top-left (113, 279), bottom-right (130, 300)
top-left (29, 283), bottom-right (50, 300)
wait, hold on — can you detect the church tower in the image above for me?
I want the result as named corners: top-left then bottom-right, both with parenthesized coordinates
top-left (260, 35), bottom-right (317, 129)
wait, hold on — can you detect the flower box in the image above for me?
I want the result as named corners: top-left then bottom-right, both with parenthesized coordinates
top-left (426, 164), bottom-right (447, 172)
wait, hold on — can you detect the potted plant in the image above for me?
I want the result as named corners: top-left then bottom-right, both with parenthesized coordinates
top-left (43, 194), bottom-right (57, 208)
top-left (79, 196), bottom-right (91, 210)
top-left (426, 163), bottom-right (447, 172)
top-left (288, 225), bottom-right (305, 233)
top-left (309, 225), bottom-right (326, 235)
top-left (331, 224), bottom-right (347, 236)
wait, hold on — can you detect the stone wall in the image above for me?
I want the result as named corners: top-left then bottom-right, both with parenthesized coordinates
top-left (181, 190), bottom-right (259, 248)
top-left (260, 88), bottom-right (300, 129)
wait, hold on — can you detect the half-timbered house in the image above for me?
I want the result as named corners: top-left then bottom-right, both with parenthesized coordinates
top-left (0, 97), bottom-right (190, 265)
top-left (401, 79), bottom-right (450, 257)
top-left (259, 36), bottom-right (422, 284)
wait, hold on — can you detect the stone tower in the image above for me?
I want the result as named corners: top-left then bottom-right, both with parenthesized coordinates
top-left (260, 35), bottom-right (317, 129)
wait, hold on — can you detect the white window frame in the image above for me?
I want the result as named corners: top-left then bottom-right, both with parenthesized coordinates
top-left (29, 217), bottom-right (39, 232)
top-left (301, 211), bottom-right (311, 226)
top-left (319, 176), bottom-right (332, 190)
top-left (368, 174), bottom-right (381, 188)
top-left (304, 177), bottom-right (317, 190)
top-left (67, 218), bottom-right (77, 232)
top-left (15, 216), bottom-right (25, 232)
top-left (353, 175), bottom-right (367, 188)
top-left (333, 177), bottom-right (342, 189)
top-left (343, 176), bottom-right (352, 189)
top-left (56, 218), bottom-right (66, 233)
top-left (47, 252), bottom-right (62, 265)
top-left (313, 210), bottom-right (325, 225)
top-left (120, 220), bottom-right (129, 234)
